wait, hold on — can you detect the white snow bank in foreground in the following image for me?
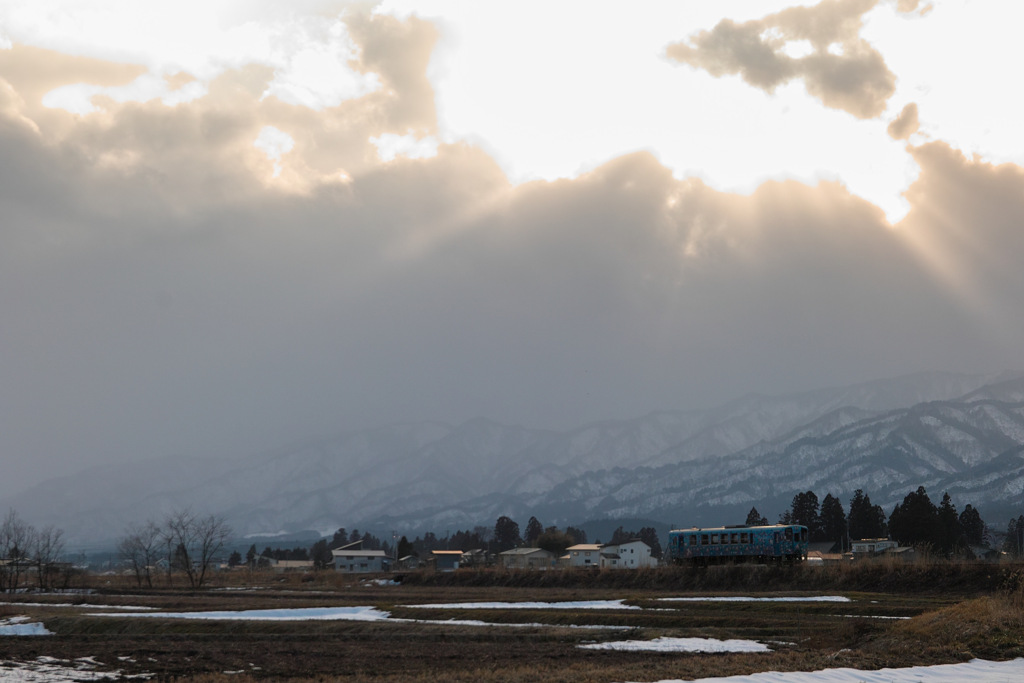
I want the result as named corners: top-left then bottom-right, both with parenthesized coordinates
top-left (632, 657), bottom-right (1024, 683)
top-left (0, 617), bottom-right (53, 636)
top-left (0, 655), bottom-right (137, 681)
top-left (88, 606), bottom-right (390, 621)
top-left (581, 637), bottom-right (769, 653)
top-left (404, 600), bottom-right (641, 610)
top-left (660, 596), bottom-right (850, 603)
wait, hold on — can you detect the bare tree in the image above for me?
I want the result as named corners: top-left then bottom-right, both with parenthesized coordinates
top-left (0, 509), bottom-right (32, 593)
top-left (163, 509), bottom-right (231, 589)
top-left (31, 525), bottom-right (65, 591)
top-left (118, 521), bottom-right (162, 587)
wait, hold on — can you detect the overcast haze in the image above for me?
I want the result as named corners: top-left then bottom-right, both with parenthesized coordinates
top-left (1, 0), bottom-right (1023, 497)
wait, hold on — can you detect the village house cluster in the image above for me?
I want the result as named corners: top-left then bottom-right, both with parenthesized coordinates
top-left (260, 538), bottom-right (659, 574)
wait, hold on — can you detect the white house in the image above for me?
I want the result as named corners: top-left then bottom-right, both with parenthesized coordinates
top-left (331, 540), bottom-right (389, 573)
top-left (566, 544), bottom-right (603, 568)
top-left (566, 540), bottom-right (656, 569)
top-left (600, 539), bottom-right (656, 569)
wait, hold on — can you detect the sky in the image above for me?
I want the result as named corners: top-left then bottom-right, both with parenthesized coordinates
top-left (1, 0), bottom-right (1023, 496)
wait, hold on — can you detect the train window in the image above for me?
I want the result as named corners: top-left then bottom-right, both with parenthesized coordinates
top-left (785, 527), bottom-right (793, 541)
top-left (701, 534), bottom-right (709, 545)
top-left (689, 535), bottom-right (697, 546)
top-left (711, 534), bottom-right (719, 544)
top-left (740, 532), bottom-right (749, 543)
top-left (730, 533), bottom-right (739, 544)
top-left (774, 532), bottom-right (780, 543)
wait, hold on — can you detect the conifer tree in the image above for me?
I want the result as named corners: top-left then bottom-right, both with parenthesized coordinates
top-left (639, 527), bottom-right (663, 559)
top-left (1004, 516), bottom-right (1024, 557)
top-left (820, 493), bottom-right (848, 550)
top-left (959, 505), bottom-right (985, 547)
top-left (781, 491), bottom-right (823, 540)
top-left (848, 489), bottom-right (887, 540)
top-left (493, 516), bottom-right (521, 552)
top-left (745, 507), bottom-right (768, 526)
top-left (935, 492), bottom-right (964, 556)
top-left (525, 516), bottom-right (544, 545)
top-left (889, 486), bottom-right (938, 547)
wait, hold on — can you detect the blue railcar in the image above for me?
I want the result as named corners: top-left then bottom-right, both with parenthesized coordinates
top-left (668, 524), bottom-right (809, 565)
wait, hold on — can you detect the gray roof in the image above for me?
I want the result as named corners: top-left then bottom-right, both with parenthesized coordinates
top-left (499, 547), bottom-right (553, 556)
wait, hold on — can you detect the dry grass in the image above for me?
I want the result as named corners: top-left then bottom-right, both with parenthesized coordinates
top-left (4, 563), bottom-right (1024, 682)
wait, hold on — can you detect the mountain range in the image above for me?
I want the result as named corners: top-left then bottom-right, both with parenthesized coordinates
top-left (5, 371), bottom-right (1023, 549)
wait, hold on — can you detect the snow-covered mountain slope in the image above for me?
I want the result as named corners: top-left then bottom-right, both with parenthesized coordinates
top-left (503, 395), bottom-right (1024, 528)
top-left (0, 372), bottom-right (1008, 545)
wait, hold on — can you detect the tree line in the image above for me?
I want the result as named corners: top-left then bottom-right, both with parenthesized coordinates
top-left (0, 509), bottom-right (68, 593)
top-left (118, 509), bottom-right (231, 589)
top-left (757, 486), bottom-right (989, 556)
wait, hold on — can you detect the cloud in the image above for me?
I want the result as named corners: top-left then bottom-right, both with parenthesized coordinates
top-left (666, 0), bottom-right (896, 118)
top-left (887, 102), bottom-right (919, 140)
top-left (0, 10), bottom-right (441, 201)
top-left (896, 0), bottom-right (933, 16)
top-left (898, 141), bottom-right (1024, 331)
top-left (1, 4), bottom-right (1023, 498)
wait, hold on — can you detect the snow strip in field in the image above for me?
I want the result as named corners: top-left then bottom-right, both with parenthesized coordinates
top-left (88, 606), bottom-right (390, 621)
top-left (86, 606), bottom-right (630, 631)
top-left (396, 618), bottom-right (626, 630)
top-left (660, 596), bottom-right (850, 603)
top-left (581, 637), bottom-right (769, 653)
top-left (0, 618), bottom-right (53, 636)
top-left (629, 658), bottom-right (1024, 683)
top-left (403, 600), bottom-right (641, 610)
top-left (0, 602), bottom-right (156, 611)
top-left (0, 655), bottom-right (147, 681)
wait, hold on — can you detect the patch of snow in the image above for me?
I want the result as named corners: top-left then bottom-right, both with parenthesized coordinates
top-left (632, 658), bottom-right (1024, 683)
top-left (580, 636), bottom-right (769, 653)
top-left (0, 618), bottom-right (52, 636)
top-left (398, 617), bottom-right (626, 630)
top-left (85, 605), bottom-right (631, 631)
top-left (362, 579), bottom-right (400, 586)
top-left (403, 600), bottom-right (641, 610)
top-left (88, 606), bottom-right (390, 622)
top-left (659, 596), bottom-right (850, 603)
top-left (0, 602), bottom-right (157, 610)
top-left (0, 655), bottom-right (149, 681)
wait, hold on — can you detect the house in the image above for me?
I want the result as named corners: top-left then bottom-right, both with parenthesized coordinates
top-left (265, 559), bottom-right (315, 574)
top-left (566, 544), bottom-right (603, 568)
top-left (430, 550), bottom-right (463, 571)
top-left (460, 549), bottom-right (491, 568)
top-left (331, 540), bottom-right (390, 573)
top-left (599, 540), bottom-right (656, 569)
top-left (397, 555), bottom-right (421, 570)
top-left (851, 539), bottom-right (898, 556)
top-left (807, 550), bottom-right (849, 564)
top-left (499, 547), bottom-right (556, 570)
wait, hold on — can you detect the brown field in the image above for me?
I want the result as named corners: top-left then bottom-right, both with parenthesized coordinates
top-left (2, 562), bottom-right (1023, 682)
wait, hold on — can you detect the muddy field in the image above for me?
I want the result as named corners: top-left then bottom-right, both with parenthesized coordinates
top-left (2, 564), bottom-right (1023, 682)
